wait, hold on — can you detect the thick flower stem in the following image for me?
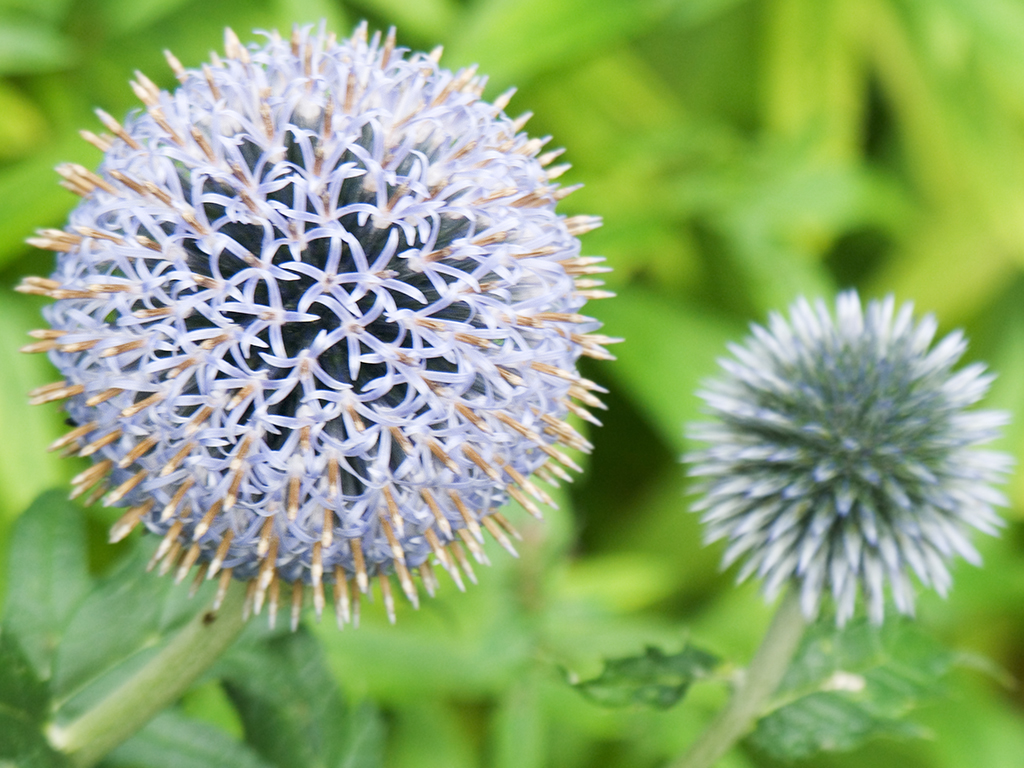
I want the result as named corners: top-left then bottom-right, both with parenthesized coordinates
top-left (46, 580), bottom-right (249, 768)
top-left (671, 588), bottom-right (806, 768)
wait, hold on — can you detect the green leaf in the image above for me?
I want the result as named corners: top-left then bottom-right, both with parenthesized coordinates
top-left (748, 618), bottom-right (958, 761)
top-left (50, 545), bottom-right (211, 710)
top-left (2, 490), bottom-right (91, 682)
top-left (217, 628), bottom-right (384, 768)
top-left (104, 709), bottom-right (275, 768)
top-left (179, 679), bottom-right (244, 740)
top-left (0, 630), bottom-right (68, 767)
top-left (569, 644), bottom-right (720, 709)
top-left (335, 702), bottom-right (385, 768)
top-left (314, 548), bottom-right (537, 701)
top-left (752, 690), bottom-right (925, 759)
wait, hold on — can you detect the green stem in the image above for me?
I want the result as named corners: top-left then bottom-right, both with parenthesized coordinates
top-left (671, 588), bottom-right (807, 768)
top-left (46, 579), bottom-right (249, 768)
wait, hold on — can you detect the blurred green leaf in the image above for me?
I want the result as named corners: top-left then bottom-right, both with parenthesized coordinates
top-left (752, 690), bottom-right (924, 760)
top-left (217, 628), bottom-right (384, 768)
top-left (972, 277), bottom-right (1024, 507)
top-left (0, 0), bottom-right (72, 22)
top-left (579, 464), bottom-right (725, 605)
top-left (336, 702), bottom-right (386, 768)
top-left (0, 630), bottom-right (68, 767)
top-left (912, 677), bottom-right (1024, 768)
top-left (387, 703), bottom-right (474, 768)
top-left (592, 287), bottom-right (742, 454)
top-left (860, 0), bottom-right (1024, 322)
top-left (270, 0), bottom-right (349, 39)
top-left (0, 81), bottom-right (50, 162)
top-left (0, 140), bottom-right (80, 269)
top-left (0, 294), bottom-right (69, 547)
top-left (669, 0), bottom-right (748, 27)
top-left (569, 644), bottom-right (720, 709)
top-left (104, 709), bottom-right (275, 768)
top-left (446, 0), bottom-right (672, 85)
top-left (350, 0), bottom-right (455, 41)
top-left (491, 673), bottom-right (545, 768)
top-left (316, 568), bottom-right (533, 701)
top-left (526, 53), bottom-right (702, 291)
top-left (179, 679), bottom-right (245, 740)
top-left (98, 0), bottom-right (194, 33)
top-left (749, 619), bottom-right (957, 760)
top-left (50, 546), bottom-right (212, 711)
top-left (2, 490), bottom-right (91, 682)
top-left (559, 553), bottom-right (677, 614)
top-left (0, 18), bottom-right (74, 74)
top-left (760, 0), bottom-right (863, 159)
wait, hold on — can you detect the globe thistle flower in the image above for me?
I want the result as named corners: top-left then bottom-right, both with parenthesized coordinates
top-left (686, 292), bottom-right (1010, 625)
top-left (19, 23), bottom-right (616, 628)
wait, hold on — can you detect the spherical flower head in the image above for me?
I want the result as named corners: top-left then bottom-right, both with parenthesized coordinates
top-left (19, 23), bottom-right (617, 627)
top-left (686, 291), bottom-right (1011, 625)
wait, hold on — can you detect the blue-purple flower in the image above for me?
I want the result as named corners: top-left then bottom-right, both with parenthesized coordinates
top-left (20, 23), bottom-right (615, 627)
top-left (686, 292), bottom-right (1010, 624)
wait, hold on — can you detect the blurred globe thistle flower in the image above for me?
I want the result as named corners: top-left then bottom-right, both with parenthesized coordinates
top-left (686, 292), bottom-right (1010, 625)
top-left (19, 23), bottom-right (616, 628)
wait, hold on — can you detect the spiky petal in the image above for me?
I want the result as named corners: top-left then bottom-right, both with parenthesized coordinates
top-left (23, 23), bottom-right (614, 626)
top-left (686, 291), bottom-right (1011, 624)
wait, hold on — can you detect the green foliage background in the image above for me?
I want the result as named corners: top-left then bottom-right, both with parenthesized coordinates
top-left (3, 0), bottom-right (1024, 766)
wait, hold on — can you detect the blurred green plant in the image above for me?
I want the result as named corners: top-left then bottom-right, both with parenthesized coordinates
top-left (3, 1), bottom-right (1024, 767)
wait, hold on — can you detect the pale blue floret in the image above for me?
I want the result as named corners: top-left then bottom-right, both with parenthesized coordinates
top-left (36, 23), bottom-right (608, 615)
top-left (687, 291), bottom-right (1011, 624)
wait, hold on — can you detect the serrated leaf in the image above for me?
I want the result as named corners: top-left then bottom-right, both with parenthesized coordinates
top-left (0, 630), bottom-right (68, 767)
top-left (751, 689), bottom-right (925, 759)
top-left (217, 629), bottom-right (384, 768)
top-left (570, 644), bottom-right (720, 709)
top-left (104, 709), bottom-right (275, 768)
top-left (2, 490), bottom-right (91, 682)
top-left (748, 619), bottom-right (957, 761)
